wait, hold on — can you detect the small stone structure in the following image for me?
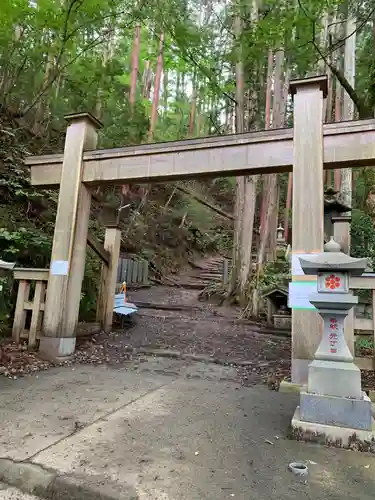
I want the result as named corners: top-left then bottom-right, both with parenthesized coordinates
top-left (275, 225), bottom-right (287, 262)
top-left (291, 237), bottom-right (375, 446)
top-left (262, 287), bottom-right (290, 328)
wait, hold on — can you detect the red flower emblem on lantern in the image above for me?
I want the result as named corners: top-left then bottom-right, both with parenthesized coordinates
top-left (325, 274), bottom-right (341, 290)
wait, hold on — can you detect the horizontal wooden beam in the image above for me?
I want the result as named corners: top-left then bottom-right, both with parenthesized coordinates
top-left (27, 119), bottom-right (375, 187)
top-left (354, 317), bottom-right (373, 331)
top-left (13, 268), bottom-right (49, 281)
top-left (350, 273), bottom-right (375, 290)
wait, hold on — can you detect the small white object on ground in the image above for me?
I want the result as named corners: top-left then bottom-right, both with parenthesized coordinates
top-left (288, 462), bottom-right (308, 476)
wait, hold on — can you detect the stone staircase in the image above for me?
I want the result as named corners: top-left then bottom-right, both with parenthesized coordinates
top-left (164, 256), bottom-right (230, 289)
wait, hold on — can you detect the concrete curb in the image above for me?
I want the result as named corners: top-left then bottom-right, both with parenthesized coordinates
top-left (0, 458), bottom-right (138, 500)
top-left (130, 347), bottom-right (256, 367)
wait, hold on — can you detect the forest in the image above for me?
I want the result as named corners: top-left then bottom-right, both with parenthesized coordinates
top-left (1, 0), bottom-right (375, 327)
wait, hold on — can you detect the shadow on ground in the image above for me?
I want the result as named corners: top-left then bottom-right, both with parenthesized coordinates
top-left (0, 358), bottom-right (374, 499)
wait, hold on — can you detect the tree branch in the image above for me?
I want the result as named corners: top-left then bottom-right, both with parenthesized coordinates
top-left (22, 16), bottom-right (141, 116)
top-left (312, 39), bottom-right (370, 117)
top-left (176, 184), bottom-right (234, 220)
top-left (148, 22), bottom-right (238, 106)
top-left (298, 0), bottom-right (372, 118)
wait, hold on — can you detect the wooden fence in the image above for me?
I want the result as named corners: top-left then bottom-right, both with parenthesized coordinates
top-left (117, 258), bottom-right (149, 286)
top-left (11, 267), bottom-right (101, 347)
top-left (11, 256), bottom-right (148, 346)
top-left (12, 268), bottom-right (49, 347)
top-left (350, 274), bottom-right (375, 370)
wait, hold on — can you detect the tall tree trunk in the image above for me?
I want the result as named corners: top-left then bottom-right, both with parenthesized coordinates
top-left (142, 61), bottom-right (153, 99)
top-left (259, 49), bottom-right (273, 233)
top-left (148, 33), bottom-right (164, 141)
top-left (229, 0), bottom-right (259, 304)
top-left (267, 49), bottom-right (284, 260)
top-left (129, 24), bottom-right (141, 109)
top-left (258, 48), bottom-right (284, 268)
top-left (283, 68), bottom-right (292, 242)
top-left (163, 70), bottom-right (168, 114)
top-left (334, 7), bottom-right (345, 190)
top-left (229, 13), bottom-right (245, 300)
top-left (188, 71), bottom-right (198, 136)
top-left (95, 26), bottom-right (115, 119)
top-left (339, 12), bottom-right (356, 222)
top-left (32, 51), bottom-right (54, 135)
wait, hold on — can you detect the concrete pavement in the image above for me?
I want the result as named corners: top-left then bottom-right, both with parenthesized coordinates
top-left (1, 357), bottom-right (375, 499)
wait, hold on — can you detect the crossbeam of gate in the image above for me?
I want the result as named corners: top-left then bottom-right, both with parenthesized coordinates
top-left (27, 118), bottom-right (375, 187)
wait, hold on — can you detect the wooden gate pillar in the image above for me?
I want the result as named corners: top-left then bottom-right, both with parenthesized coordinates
top-left (96, 226), bottom-right (121, 333)
top-left (40, 113), bottom-right (102, 360)
top-left (289, 76), bottom-right (327, 384)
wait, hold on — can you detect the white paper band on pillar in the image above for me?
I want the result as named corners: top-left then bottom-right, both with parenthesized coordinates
top-left (288, 282), bottom-right (317, 310)
top-left (51, 260), bottom-right (69, 276)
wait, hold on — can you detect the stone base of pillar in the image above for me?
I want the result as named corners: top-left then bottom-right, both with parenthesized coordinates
top-left (39, 337), bottom-right (76, 361)
top-left (291, 406), bottom-right (375, 451)
top-left (308, 359), bottom-right (362, 399)
top-left (279, 380), bottom-right (301, 394)
top-left (299, 390), bottom-right (373, 430)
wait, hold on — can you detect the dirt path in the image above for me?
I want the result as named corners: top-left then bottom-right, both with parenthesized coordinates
top-left (114, 257), bottom-right (292, 388)
top-left (1, 256), bottom-right (292, 387)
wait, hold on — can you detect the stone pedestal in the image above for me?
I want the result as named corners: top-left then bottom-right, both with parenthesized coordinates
top-left (299, 390), bottom-right (372, 430)
top-left (307, 360), bottom-right (361, 399)
top-left (291, 239), bottom-right (375, 446)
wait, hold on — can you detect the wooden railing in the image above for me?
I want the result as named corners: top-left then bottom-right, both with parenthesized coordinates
top-left (12, 268), bottom-right (102, 346)
top-left (12, 268), bottom-right (49, 347)
top-left (11, 227), bottom-right (127, 345)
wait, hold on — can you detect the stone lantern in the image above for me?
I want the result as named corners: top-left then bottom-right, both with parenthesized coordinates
top-left (324, 187), bottom-right (351, 243)
top-left (275, 225), bottom-right (287, 263)
top-left (276, 225), bottom-right (285, 244)
top-left (292, 237), bottom-right (374, 440)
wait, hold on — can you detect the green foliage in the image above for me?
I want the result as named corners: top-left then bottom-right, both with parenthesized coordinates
top-left (250, 261), bottom-right (290, 296)
top-left (355, 337), bottom-right (374, 357)
top-left (356, 338), bottom-right (373, 350)
top-left (349, 209), bottom-right (375, 304)
top-left (350, 209), bottom-right (375, 267)
top-left (0, 228), bottom-right (51, 266)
